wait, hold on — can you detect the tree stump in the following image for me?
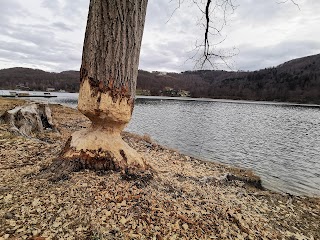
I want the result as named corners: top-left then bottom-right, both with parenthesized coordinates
top-left (0, 103), bottom-right (55, 137)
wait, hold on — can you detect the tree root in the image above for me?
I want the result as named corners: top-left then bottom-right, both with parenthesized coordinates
top-left (121, 168), bottom-right (154, 188)
top-left (35, 158), bottom-right (83, 183)
top-left (34, 157), bottom-right (154, 185)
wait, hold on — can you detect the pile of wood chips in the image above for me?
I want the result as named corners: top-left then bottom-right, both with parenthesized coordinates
top-left (0, 98), bottom-right (319, 240)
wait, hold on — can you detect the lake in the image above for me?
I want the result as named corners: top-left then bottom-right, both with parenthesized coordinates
top-left (2, 90), bottom-right (320, 196)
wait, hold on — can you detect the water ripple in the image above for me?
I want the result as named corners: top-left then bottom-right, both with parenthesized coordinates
top-left (127, 98), bottom-right (320, 196)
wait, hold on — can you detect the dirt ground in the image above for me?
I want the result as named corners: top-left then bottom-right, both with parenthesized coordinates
top-left (0, 98), bottom-right (319, 240)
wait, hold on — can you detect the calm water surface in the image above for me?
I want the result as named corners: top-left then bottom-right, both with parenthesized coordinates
top-left (3, 91), bottom-right (319, 196)
top-left (128, 98), bottom-right (320, 196)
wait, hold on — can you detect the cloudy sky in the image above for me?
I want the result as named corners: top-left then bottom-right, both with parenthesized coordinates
top-left (0, 0), bottom-right (319, 72)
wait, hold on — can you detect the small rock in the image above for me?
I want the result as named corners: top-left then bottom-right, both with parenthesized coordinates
top-left (52, 221), bottom-right (62, 228)
top-left (32, 229), bottom-right (41, 236)
top-left (132, 221), bottom-right (137, 230)
top-left (4, 194), bottom-right (12, 203)
top-left (16, 227), bottom-right (26, 233)
top-left (66, 209), bottom-right (72, 216)
top-left (5, 229), bottom-right (15, 235)
top-left (4, 212), bottom-right (14, 219)
top-left (106, 211), bottom-right (112, 217)
top-left (32, 198), bottom-right (41, 207)
top-left (120, 217), bottom-right (127, 225)
top-left (36, 207), bottom-right (43, 213)
top-left (76, 226), bottom-right (83, 232)
top-left (182, 223), bottom-right (189, 230)
top-left (9, 220), bottom-right (16, 227)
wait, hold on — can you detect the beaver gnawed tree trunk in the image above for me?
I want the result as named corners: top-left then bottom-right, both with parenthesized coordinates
top-left (59, 0), bottom-right (148, 173)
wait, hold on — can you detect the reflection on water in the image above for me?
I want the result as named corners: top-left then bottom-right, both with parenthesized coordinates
top-left (0, 90), bottom-right (79, 107)
top-left (127, 98), bottom-right (320, 196)
top-left (5, 91), bottom-right (319, 196)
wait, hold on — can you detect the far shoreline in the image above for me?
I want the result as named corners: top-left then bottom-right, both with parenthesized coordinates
top-left (136, 95), bottom-right (320, 108)
top-left (1, 89), bottom-right (320, 108)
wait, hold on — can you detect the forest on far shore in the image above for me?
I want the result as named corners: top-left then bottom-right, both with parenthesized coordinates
top-left (0, 53), bottom-right (320, 104)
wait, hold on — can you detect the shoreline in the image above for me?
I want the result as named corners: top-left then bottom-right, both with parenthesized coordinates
top-left (136, 95), bottom-right (320, 108)
top-left (0, 98), bottom-right (319, 239)
top-left (1, 89), bottom-right (320, 108)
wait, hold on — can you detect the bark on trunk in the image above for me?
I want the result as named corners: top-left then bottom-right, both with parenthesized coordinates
top-left (59, 0), bottom-right (149, 172)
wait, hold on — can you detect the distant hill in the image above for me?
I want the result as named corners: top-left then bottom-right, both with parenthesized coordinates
top-left (0, 68), bottom-right (79, 92)
top-left (1, 53), bottom-right (320, 103)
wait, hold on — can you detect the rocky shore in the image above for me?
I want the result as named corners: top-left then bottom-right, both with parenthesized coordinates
top-left (0, 98), bottom-right (319, 240)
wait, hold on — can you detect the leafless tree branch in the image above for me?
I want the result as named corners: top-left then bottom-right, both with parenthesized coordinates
top-left (166, 0), bottom-right (185, 23)
top-left (193, 0), bottom-right (238, 69)
top-left (277, 0), bottom-right (300, 10)
top-left (169, 0), bottom-right (300, 69)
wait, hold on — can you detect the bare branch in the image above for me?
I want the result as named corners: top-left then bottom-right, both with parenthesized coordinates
top-left (170, 0), bottom-right (300, 69)
top-left (204, 0), bottom-right (212, 57)
top-left (197, 0), bottom-right (237, 69)
top-left (166, 0), bottom-right (185, 24)
top-left (277, 0), bottom-right (300, 10)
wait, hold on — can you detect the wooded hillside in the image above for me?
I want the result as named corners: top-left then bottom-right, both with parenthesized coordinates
top-left (0, 68), bottom-right (79, 92)
top-left (1, 54), bottom-right (320, 103)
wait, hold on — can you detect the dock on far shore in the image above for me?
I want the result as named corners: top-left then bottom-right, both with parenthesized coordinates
top-left (0, 91), bottom-right (57, 98)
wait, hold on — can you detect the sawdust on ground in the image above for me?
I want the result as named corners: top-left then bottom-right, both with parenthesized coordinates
top-left (0, 98), bottom-right (319, 240)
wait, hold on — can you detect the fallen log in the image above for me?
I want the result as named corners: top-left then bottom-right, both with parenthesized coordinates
top-left (0, 103), bottom-right (55, 137)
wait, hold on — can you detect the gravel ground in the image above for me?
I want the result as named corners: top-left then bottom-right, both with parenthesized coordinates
top-left (0, 98), bottom-right (319, 240)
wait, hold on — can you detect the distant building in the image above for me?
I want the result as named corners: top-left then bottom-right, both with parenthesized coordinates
top-left (161, 87), bottom-right (190, 97)
top-left (46, 88), bottom-right (56, 92)
top-left (136, 89), bottom-right (151, 96)
top-left (152, 71), bottom-right (167, 76)
top-left (16, 85), bottom-right (30, 91)
top-left (158, 72), bottom-right (167, 76)
top-left (178, 90), bottom-right (190, 97)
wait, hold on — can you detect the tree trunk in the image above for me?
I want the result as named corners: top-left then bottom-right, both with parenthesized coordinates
top-left (60, 0), bottom-right (149, 172)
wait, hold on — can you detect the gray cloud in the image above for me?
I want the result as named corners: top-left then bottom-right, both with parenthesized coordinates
top-left (51, 22), bottom-right (74, 31)
top-left (41, 0), bottom-right (89, 19)
top-left (0, 0), bottom-right (86, 71)
top-left (235, 40), bottom-right (320, 70)
top-left (0, 0), bottom-right (319, 73)
top-left (0, 0), bottom-right (28, 19)
top-left (41, 0), bottom-right (61, 13)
